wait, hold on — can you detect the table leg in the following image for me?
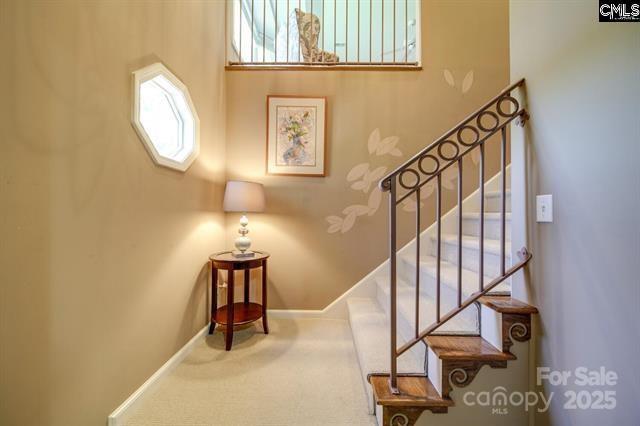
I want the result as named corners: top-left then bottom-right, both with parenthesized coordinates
top-left (244, 269), bottom-right (250, 304)
top-left (209, 264), bottom-right (218, 334)
top-left (225, 269), bottom-right (235, 351)
top-left (262, 260), bottom-right (269, 334)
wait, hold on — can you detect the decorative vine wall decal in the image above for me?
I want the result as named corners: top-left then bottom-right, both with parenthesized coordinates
top-left (325, 187), bottom-right (383, 234)
top-left (325, 128), bottom-right (459, 234)
top-left (325, 128), bottom-right (399, 234)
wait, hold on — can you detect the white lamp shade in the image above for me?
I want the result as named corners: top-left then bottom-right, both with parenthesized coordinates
top-left (223, 181), bottom-right (266, 213)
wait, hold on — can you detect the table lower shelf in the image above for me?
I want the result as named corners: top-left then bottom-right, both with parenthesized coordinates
top-left (213, 302), bottom-right (263, 325)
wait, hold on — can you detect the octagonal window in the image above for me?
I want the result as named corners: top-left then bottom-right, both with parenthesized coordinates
top-left (132, 63), bottom-right (200, 171)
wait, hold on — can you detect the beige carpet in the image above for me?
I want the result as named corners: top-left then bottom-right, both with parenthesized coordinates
top-left (123, 318), bottom-right (376, 426)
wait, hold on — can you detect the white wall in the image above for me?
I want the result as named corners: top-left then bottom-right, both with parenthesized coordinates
top-left (510, 1), bottom-right (640, 425)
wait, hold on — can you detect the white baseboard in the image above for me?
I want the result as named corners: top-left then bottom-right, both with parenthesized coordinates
top-left (267, 260), bottom-right (384, 320)
top-left (268, 309), bottom-right (324, 318)
top-left (107, 324), bottom-right (209, 426)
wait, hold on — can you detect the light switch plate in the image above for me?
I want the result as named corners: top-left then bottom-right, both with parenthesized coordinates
top-left (536, 194), bottom-right (553, 223)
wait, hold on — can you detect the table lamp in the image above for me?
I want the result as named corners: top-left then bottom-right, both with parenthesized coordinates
top-left (223, 180), bottom-right (266, 258)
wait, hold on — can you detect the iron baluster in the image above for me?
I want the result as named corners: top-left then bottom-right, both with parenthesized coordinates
top-left (405, 0), bottom-right (408, 62)
top-left (239, 0), bottom-right (243, 63)
top-left (500, 126), bottom-right (507, 276)
top-left (457, 158), bottom-right (463, 308)
top-left (415, 188), bottom-right (421, 339)
top-left (389, 178), bottom-right (399, 394)
top-left (479, 142), bottom-right (485, 291)
top-left (393, 0), bottom-right (396, 63)
top-left (251, 0), bottom-right (254, 63)
top-left (436, 174), bottom-right (442, 322)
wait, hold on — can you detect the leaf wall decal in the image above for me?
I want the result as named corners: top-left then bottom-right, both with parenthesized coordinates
top-left (420, 182), bottom-right (436, 199)
top-left (444, 69), bottom-right (455, 87)
top-left (462, 70), bottom-right (474, 94)
top-left (327, 223), bottom-right (342, 233)
top-left (343, 205), bottom-right (370, 216)
top-left (327, 128), bottom-right (414, 234)
top-left (367, 188), bottom-right (382, 214)
top-left (326, 215), bottom-right (342, 225)
top-left (341, 211), bottom-right (357, 233)
top-left (351, 180), bottom-right (368, 191)
top-left (368, 128), bottom-right (381, 154)
top-left (442, 164), bottom-right (458, 190)
top-left (471, 147), bottom-right (480, 165)
top-left (326, 215), bottom-right (343, 233)
top-left (401, 198), bottom-right (423, 212)
top-left (377, 136), bottom-right (399, 155)
top-left (347, 162), bottom-right (370, 181)
top-left (367, 166), bottom-right (387, 182)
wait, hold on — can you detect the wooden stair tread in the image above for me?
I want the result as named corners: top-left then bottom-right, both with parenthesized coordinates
top-left (424, 336), bottom-right (516, 361)
top-left (479, 295), bottom-right (539, 314)
top-left (370, 375), bottom-right (454, 408)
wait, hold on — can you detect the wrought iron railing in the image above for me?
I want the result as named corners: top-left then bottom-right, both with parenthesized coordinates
top-left (227, 0), bottom-right (421, 68)
top-left (378, 79), bottom-right (531, 393)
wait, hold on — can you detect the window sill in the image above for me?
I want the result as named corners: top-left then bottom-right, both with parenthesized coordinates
top-left (225, 63), bottom-right (422, 71)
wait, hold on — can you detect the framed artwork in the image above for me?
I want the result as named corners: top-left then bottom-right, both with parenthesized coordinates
top-left (266, 95), bottom-right (327, 176)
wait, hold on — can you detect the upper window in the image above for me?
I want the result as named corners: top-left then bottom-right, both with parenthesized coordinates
top-left (132, 63), bottom-right (200, 171)
top-left (226, 0), bottom-right (421, 69)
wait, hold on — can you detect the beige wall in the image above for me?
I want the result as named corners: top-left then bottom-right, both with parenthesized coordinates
top-left (226, 0), bottom-right (510, 309)
top-left (0, 1), bottom-right (226, 425)
top-left (510, 1), bottom-right (639, 424)
top-left (0, 1), bottom-right (513, 423)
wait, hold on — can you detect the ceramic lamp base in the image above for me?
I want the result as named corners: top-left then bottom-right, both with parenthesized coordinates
top-left (232, 250), bottom-right (255, 258)
top-left (234, 233), bottom-right (251, 252)
top-left (233, 214), bottom-right (253, 258)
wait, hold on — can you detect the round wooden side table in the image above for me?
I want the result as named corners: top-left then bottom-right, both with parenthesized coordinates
top-left (208, 251), bottom-right (270, 351)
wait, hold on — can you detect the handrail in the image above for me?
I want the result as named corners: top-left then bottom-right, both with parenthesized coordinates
top-left (379, 78), bottom-right (525, 191)
top-left (382, 80), bottom-right (529, 394)
top-left (393, 111), bottom-right (524, 206)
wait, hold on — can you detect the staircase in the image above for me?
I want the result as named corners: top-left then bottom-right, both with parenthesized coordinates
top-left (346, 80), bottom-right (538, 426)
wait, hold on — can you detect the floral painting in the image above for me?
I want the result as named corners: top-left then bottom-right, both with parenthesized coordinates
top-left (267, 96), bottom-right (326, 176)
top-left (276, 107), bottom-right (316, 166)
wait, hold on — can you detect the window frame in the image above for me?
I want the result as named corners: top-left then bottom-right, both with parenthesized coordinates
top-left (131, 62), bottom-right (201, 171)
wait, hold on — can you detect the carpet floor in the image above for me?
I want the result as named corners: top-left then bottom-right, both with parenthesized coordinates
top-left (123, 318), bottom-right (376, 426)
